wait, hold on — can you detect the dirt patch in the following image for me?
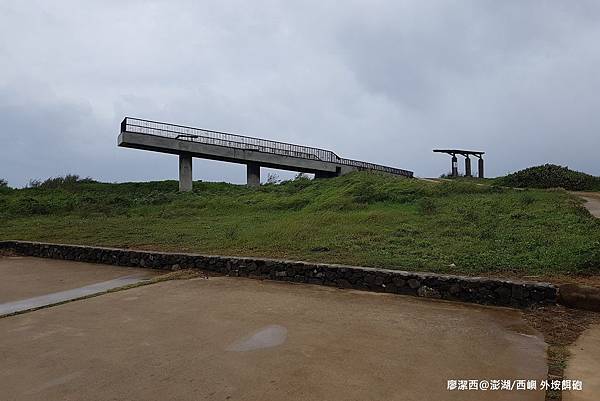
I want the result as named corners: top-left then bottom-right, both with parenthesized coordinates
top-left (475, 271), bottom-right (600, 289)
top-left (544, 275), bottom-right (600, 288)
top-left (523, 306), bottom-right (600, 400)
top-left (524, 306), bottom-right (600, 349)
top-left (571, 191), bottom-right (600, 218)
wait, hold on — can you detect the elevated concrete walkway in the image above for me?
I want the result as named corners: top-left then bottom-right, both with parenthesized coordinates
top-left (118, 117), bottom-right (413, 191)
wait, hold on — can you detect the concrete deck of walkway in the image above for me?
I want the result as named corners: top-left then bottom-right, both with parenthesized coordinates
top-left (0, 256), bottom-right (159, 303)
top-left (0, 267), bottom-right (548, 401)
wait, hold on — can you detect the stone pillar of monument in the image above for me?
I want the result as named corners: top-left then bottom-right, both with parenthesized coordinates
top-left (464, 156), bottom-right (472, 177)
top-left (451, 155), bottom-right (458, 177)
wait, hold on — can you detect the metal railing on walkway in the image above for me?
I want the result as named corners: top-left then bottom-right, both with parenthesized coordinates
top-left (121, 117), bottom-right (413, 177)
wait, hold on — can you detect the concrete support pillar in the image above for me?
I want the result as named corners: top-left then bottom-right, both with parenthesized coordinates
top-left (247, 163), bottom-right (260, 187)
top-left (178, 154), bottom-right (193, 192)
top-left (451, 155), bottom-right (458, 177)
top-left (464, 157), bottom-right (472, 177)
top-left (478, 158), bottom-right (484, 179)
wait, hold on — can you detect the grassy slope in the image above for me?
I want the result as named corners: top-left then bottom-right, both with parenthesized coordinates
top-left (1, 172), bottom-right (599, 276)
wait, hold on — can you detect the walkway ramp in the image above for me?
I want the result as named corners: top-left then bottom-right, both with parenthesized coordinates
top-left (118, 117), bottom-right (413, 191)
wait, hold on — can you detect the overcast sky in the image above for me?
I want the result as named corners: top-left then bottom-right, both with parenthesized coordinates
top-left (1, 0), bottom-right (599, 187)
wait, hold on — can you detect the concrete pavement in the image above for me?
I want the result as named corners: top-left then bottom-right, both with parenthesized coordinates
top-left (0, 256), bottom-right (159, 303)
top-left (564, 191), bottom-right (600, 399)
top-left (0, 272), bottom-right (548, 401)
top-left (564, 324), bottom-right (600, 401)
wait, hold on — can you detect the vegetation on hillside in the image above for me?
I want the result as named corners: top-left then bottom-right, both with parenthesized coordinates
top-left (1, 172), bottom-right (599, 276)
top-left (494, 164), bottom-right (600, 191)
top-left (27, 174), bottom-right (97, 189)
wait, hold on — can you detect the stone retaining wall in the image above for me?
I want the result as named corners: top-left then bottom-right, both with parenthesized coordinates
top-left (0, 240), bottom-right (557, 308)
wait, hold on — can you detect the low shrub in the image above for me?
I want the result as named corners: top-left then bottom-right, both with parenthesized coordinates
top-left (28, 174), bottom-right (97, 189)
top-left (495, 164), bottom-right (600, 191)
top-left (0, 179), bottom-right (10, 193)
top-left (14, 197), bottom-right (50, 215)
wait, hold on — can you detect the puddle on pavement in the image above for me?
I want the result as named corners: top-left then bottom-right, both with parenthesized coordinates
top-left (0, 275), bottom-right (151, 316)
top-left (506, 322), bottom-right (539, 336)
top-left (25, 371), bottom-right (83, 394)
top-left (227, 325), bottom-right (288, 352)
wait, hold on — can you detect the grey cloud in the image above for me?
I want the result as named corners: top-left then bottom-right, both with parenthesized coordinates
top-left (1, 0), bottom-right (599, 187)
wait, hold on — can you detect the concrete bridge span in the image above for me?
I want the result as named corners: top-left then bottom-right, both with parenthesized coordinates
top-left (118, 117), bottom-right (413, 191)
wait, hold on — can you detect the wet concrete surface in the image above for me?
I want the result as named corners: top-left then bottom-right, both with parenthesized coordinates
top-left (0, 256), bottom-right (159, 303)
top-left (564, 324), bottom-right (600, 401)
top-left (0, 275), bottom-right (548, 401)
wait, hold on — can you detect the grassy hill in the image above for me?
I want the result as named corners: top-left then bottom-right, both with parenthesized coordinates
top-left (1, 172), bottom-right (599, 277)
top-left (494, 164), bottom-right (600, 191)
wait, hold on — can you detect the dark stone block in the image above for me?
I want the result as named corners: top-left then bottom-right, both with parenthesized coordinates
top-left (494, 286), bottom-right (512, 300)
top-left (325, 270), bottom-right (337, 280)
top-left (558, 284), bottom-right (600, 311)
top-left (384, 283), bottom-right (397, 293)
top-left (511, 284), bottom-right (524, 300)
top-left (397, 286), bottom-right (417, 296)
top-left (531, 290), bottom-right (545, 302)
top-left (449, 284), bottom-right (460, 295)
top-left (364, 274), bottom-right (376, 284)
top-left (417, 286), bottom-right (441, 299)
top-left (545, 286), bottom-right (558, 302)
top-left (407, 279), bottom-right (420, 289)
top-left (392, 277), bottom-right (406, 288)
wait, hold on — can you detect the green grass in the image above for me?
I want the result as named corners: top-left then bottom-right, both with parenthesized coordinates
top-left (1, 172), bottom-right (599, 277)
